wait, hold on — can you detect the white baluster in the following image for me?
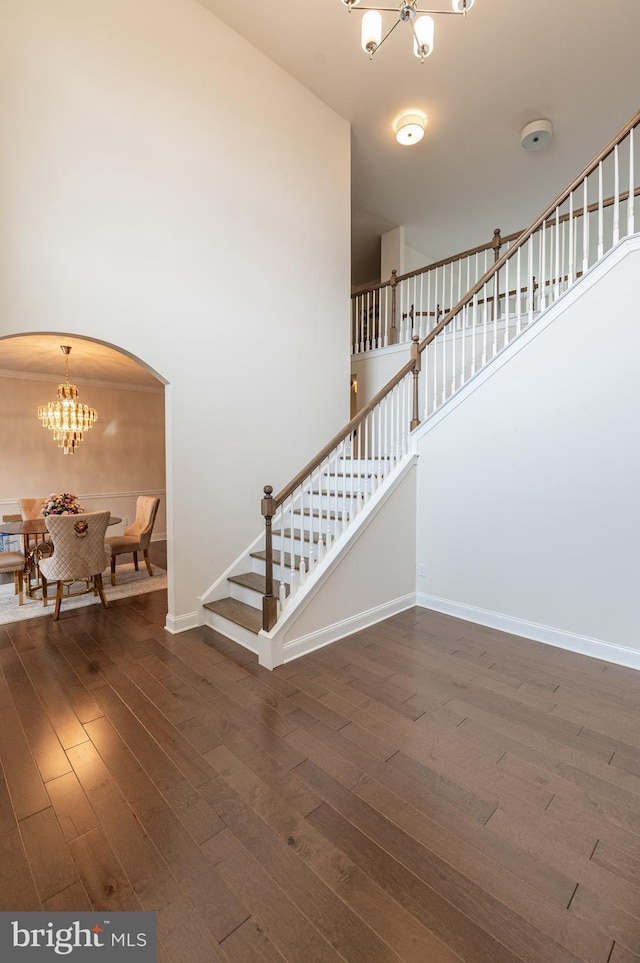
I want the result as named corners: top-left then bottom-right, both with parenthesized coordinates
top-left (539, 222), bottom-right (546, 312)
top-left (504, 252), bottom-right (510, 346)
top-left (470, 294), bottom-right (477, 376)
top-left (597, 160), bottom-right (604, 259)
top-left (553, 208), bottom-right (560, 301)
top-left (298, 556), bottom-right (306, 587)
top-left (325, 525), bottom-right (333, 552)
top-left (481, 283), bottom-right (488, 366)
top-left (613, 143), bottom-right (620, 245)
top-left (582, 177), bottom-right (589, 274)
top-left (628, 127), bottom-right (635, 236)
top-left (515, 244), bottom-right (522, 335)
top-left (460, 302), bottom-right (467, 390)
top-left (278, 580), bottom-right (287, 613)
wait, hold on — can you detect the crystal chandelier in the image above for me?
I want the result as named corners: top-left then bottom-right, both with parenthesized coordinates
top-left (341, 0), bottom-right (475, 62)
top-left (38, 346), bottom-right (98, 454)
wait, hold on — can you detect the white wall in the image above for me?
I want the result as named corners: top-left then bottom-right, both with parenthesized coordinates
top-left (415, 242), bottom-right (640, 665)
top-left (276, 460), bottom-right (417, 665)
top-left (0, 372), bottom-right (166, 539)
top-left (0, 0), bottom-right (351, 628)
top-left (351, 343), bottom-right (411, 412)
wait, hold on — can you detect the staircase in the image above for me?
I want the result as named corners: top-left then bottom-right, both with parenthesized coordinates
top-left (203, 109), bottom-right (639, 669)
top-left (204, 454), bottom-right (382, 644)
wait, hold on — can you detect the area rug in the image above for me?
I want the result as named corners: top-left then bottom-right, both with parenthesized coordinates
top-left (0, 562), bottom-right (167, 624)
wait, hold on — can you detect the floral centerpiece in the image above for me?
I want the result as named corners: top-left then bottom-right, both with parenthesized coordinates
top-left (42, 493), bottom-right (85, 516)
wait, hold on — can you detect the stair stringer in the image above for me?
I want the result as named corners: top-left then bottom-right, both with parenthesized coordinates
top-left (256, 454), bottom-right (418, 669)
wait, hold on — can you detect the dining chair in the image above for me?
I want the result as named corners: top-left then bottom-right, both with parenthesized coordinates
top-left (0, 549), bottom-right (26, 605)
top-left (17, 496), bottom-right (51, 590)
top-left (39, 511), bottom-right (110, 621)
top-left (105, 496), bottom-right (160, 585)
top-left (18, 497), bottom-right (47, 520)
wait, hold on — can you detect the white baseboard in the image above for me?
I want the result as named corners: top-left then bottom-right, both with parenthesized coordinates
top-left (417, 593), bottom-right (640, 672)
top-left (165, 610), bottom-right (200, 634)
top-left (279, 593), bottom-right (417, 666)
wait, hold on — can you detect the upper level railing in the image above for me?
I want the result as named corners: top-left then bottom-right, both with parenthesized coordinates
top-left (419, 109), bottom-right (638, 416)
top-left (351, 227), bottom-right (520, 354)
top-left (262, 108), bottom-right (639, 632)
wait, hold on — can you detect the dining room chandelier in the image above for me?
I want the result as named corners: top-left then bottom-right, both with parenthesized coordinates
top-left (341, 0), bottom-right (475, 62)
top-left (37, 345), bottom-right (98, 454)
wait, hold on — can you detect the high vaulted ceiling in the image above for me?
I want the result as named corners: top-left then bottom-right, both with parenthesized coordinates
top-left (196, 0), bottom-right (640, 286)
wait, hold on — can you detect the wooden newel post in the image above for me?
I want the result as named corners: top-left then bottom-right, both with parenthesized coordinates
top-left (389, 269), bottom-right (398, 345)
top-left (492, 228), bottom-right (502, 262)
top-left (410, 335), bottom-right (421, 431)
top-left (261, 485), bottom-right (278, 632)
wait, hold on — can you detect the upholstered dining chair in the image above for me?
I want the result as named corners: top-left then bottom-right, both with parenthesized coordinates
top-left (0, 549), bottom-right (26, 605)
top-left (18, 497), bottom-right (46, 520)
top-left (39, 511), bottom-right (110, 621)
top-left (18, 496), bottom-right (47, 548)
top-left (17, 496), bottom-right (51, 589)
top-left (105, 496), bottom-right (160, 586)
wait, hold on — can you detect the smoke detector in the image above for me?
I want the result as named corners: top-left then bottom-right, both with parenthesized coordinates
top-left (521, 119), bottom-right (553, 151)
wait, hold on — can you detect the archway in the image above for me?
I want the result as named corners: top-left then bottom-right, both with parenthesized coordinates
top-left (0, 333), bottom-right (168, 621)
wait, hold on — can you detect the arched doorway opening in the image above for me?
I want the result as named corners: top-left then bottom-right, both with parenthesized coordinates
top-left (0, 333), bottom-right (168, 623)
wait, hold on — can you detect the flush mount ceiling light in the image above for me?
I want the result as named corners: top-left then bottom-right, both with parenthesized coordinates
top-left (37, 345), bottom-right (98, 454)
top-left (341, 0), bottom-right (476, 62)
top-left (521, 119), bottom-right (553, 151)
top-left (395, 113), bottom-right (426, 145)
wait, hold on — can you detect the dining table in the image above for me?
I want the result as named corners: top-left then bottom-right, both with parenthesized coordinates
top-left (0, 514), bottom-right (122, 599)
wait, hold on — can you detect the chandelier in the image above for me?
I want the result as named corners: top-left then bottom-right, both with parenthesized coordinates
top-left (38, 345), bottom-right (98, 454)
top-left (341, 0), bottom-right (475, 62)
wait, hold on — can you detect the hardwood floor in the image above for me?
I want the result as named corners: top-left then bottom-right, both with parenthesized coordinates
top-left (1, 568), bottom-right (639, 961)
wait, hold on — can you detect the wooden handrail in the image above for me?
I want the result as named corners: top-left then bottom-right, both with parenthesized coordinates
top-left (417, 108), bottom-right (640, 355)
top-left (261, 354), bottom-right (415, 630)
top-left (352, 227), bottom-right (519, 300)
top-left (271, 357), bottom-right (415, 509)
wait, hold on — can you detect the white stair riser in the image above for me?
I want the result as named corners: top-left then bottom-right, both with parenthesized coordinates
top-left (228, 581), bottom-right (264, 610)
top-left (251, 549), bottom-right (336, 582)
top-left (317, 477), bottom-right (375, 495)
top-left (250, 556), bottom-right (306, 584)
top-left (272, 534), bottom-right (336, 558)
top-left (304, 493), bottom-right (357, 512)
top-left (203, 610), bottom-right (260, 653)
top-left (275, 516), bottom-right (342, 539)
top-left (337, 458), bottom-right (390, 472)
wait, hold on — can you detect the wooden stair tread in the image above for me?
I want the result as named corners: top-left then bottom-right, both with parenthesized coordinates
top-left (252, 549), bottom-right (304, 570)
top-left (228, 572), bottom-right (289, 596)
top-left (294, 508), bottom-right (341, 520)
top-left (311, 489), bottom-right (359, 498)
top-left (203, 597), bottom-right (262, 634)
top-left (273, 528), bottom-right (324, 543)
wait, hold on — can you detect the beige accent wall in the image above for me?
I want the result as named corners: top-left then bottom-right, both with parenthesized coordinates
top-left (0, 373), bottom-right (166, 538)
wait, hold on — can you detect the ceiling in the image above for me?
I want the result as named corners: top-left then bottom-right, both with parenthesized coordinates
top-left (196, 0), bottom-right (640, 286)
top-left (0, 336), bottom-right (162, 389)
top-left (1, 2), bottom-right (637, 380)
